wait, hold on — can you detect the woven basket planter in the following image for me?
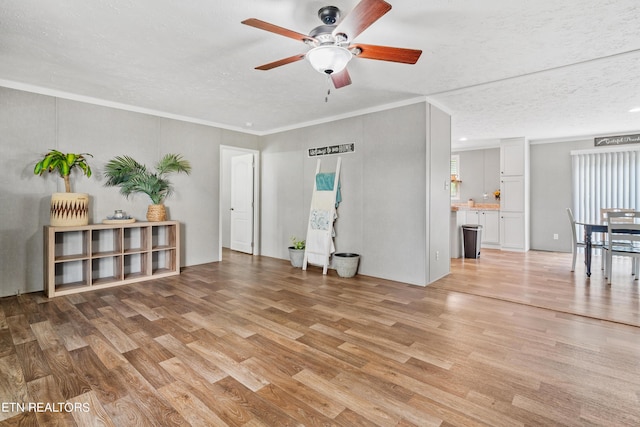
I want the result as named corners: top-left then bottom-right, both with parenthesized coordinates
top-left (146, 204), bottom-right (167, 222)
top-left (50, 192), bottom-right (89, 226)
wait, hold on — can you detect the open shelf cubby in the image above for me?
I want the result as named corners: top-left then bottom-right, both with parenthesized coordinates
top-left (91, 256), bottom-right (122, 286)
top-left (124, 226), bottom-right (148, 254)
top-left (152, 249), bottom-right (176, 275)
top-left (91, 228), bottom-right (122, 257)
top-left (124, 253), bottom-right (148, 280)
top-left (44, 221), bottom-right (180, 297)
top-left (152, 223), bottom-right (177, 250)
top-left (54, 230), bottom-right (89, 261)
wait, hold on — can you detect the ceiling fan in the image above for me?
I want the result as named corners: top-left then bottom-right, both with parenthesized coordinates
top-left (241, 0), bottom-right (422, 89)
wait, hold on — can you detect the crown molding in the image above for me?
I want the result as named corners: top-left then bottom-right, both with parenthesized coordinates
top-left (0, 79), bottom-right (430, 137)
top-left (0, 79), bottom-right (263, 136)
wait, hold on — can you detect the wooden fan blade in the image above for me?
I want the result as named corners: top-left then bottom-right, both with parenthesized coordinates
top-left (331, 69), bottom-right (352, 89)
top-left (242, 18), bottom-right (316, 43)
top-left (351, 43), bottom-right (422, 64)
top-left (255, 54), bottom-right (306, 71)
top-left (332, 0), bottom-right (392, 40)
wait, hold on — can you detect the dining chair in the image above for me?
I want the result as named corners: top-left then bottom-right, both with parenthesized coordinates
top-left (566, 208), bottom-right (604, 272)
top-left (601, 208), bottom-right (635, 224)
top-left (604, 211), bottom-right (640, 285)
top-left (601, 207), bottom-right (635, 253)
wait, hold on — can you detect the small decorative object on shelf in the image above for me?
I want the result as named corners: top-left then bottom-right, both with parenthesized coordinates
top-left (103, 209), bottom-right (136, 224)
top-left (494, 189), bottom-right (501, 200)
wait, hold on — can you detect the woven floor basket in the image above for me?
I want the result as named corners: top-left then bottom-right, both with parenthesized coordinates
top-left (146, 204), bottom-right (167, 222)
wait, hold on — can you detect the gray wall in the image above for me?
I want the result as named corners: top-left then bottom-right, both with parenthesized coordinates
top-left (1, 86), bottom-right (452, 295)
top-left (7, 82), bottom-right (632, 295)
top-left (260, 102), bottom-right (451, 286)
top-left (0, 86), bottom-right (258, 297)
top-left (453, 148), bottom-right (500, 203)
top-left (428, 105), bottom-right (452, 282)
top-left (1, 89), bottom-right (55, 297)
top-left (529, 138), bottom-right (592, 252)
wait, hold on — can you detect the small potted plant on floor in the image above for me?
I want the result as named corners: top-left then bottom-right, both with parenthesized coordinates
top-left (34, 149), bottom-right (93, 226)
top-left (288, 236), bottom-right (305, 268)
top-left (103, 153), bottom-right (191, 221)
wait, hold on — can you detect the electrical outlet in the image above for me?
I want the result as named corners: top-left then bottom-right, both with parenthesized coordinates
top-left (436, 250), bottom-right (440, 260)
top-left (553, 233), bottom-right (559, 240)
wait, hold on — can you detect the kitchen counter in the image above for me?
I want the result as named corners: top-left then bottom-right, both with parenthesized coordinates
top-left (451, 203), bottom-right (500, 212)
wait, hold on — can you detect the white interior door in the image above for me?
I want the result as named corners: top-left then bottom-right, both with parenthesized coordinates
top-left (230, 153), bottom-right (254, 254)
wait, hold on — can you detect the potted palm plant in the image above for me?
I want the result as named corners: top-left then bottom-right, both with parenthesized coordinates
top-left (103, 153), bottom-right (191, 221)
top-left (34, 149), bottom-right (93, 226)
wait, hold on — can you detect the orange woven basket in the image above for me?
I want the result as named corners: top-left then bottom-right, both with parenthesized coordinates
top-left (146, 204), bottom-right (167, 222)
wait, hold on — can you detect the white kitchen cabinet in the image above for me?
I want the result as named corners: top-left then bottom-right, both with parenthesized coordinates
top-left (500, 176), bottom-right (525, 212)
top-left (500, 212), bottom-right (525, 250)
top-left (466, 210), bottom-right (479, 225)
top-left (481, 210), bottom-right (500, 244)
top-left (500, 138), bottom-right (525, 176)
top-left (460, 209), bottom-right (500, 246)
top-left (499, 137), bottom-right (529, 252)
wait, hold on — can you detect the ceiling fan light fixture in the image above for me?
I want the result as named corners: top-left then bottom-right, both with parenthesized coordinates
top-left (306, 45), bottom-right (352, 75)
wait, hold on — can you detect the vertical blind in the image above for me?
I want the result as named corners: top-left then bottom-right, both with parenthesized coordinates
top-left (571, 148), bottom-right (640, 223)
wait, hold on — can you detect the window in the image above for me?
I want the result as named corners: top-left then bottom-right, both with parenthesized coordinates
top-left (451, 155), bottom-right (460, 200)
top-left (571, 147), bottom-right (639, 223)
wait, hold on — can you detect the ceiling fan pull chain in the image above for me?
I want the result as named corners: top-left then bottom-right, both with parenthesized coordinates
top-left (325, 74), bottom-right (331, 103)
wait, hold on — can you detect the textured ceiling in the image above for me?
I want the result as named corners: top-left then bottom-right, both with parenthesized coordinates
top-left (1, 0), bottom-right (639, 148)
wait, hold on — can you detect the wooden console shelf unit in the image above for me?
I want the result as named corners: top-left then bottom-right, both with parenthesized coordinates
top-left (44, 220), bottom-right (180, 298)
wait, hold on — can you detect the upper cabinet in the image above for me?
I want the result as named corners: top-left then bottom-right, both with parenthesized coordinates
top-left (500, 138), bottom-right (525, 176)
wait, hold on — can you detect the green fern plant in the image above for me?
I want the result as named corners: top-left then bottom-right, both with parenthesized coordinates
top-left (103, 154), bottom-right (191, 205)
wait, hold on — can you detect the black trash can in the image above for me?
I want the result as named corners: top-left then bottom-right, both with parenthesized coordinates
top-left (461, 224), bottom-right (483, 258)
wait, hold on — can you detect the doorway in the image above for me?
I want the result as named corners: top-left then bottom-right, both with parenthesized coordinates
top-left (219, 146), bottom-right (260, 260)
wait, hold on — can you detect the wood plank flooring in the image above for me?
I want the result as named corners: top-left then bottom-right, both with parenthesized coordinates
top-left (1, 249), bottom-right (640, 426)
top-left (437, 249), bottom-right (640, 327)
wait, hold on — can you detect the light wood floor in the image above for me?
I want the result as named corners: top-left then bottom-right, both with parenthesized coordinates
top-left (438, 249), bottom-right (640, 328)
top-left (1, 249), bottom-right (640, 426)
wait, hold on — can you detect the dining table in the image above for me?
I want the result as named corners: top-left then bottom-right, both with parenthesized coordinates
top-left (576, 219), bottom-right (640, 277)
top-left (575, 221), bottom-right (607, 277)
